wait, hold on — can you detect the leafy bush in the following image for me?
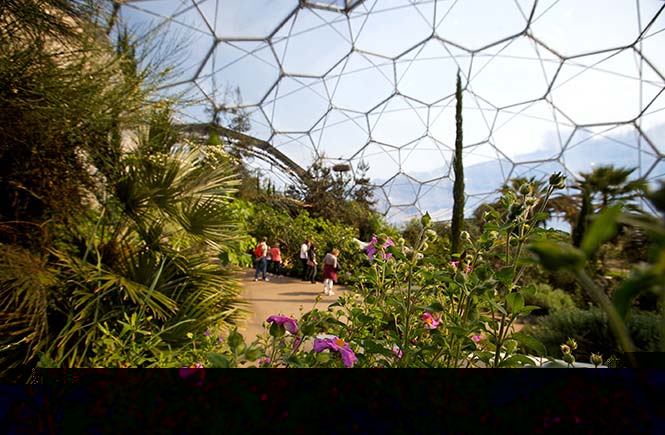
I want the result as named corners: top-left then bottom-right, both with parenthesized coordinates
top-left (526, 308), bottom-right (662, 361)
top-left (523, 283), bottom-right (577, 315)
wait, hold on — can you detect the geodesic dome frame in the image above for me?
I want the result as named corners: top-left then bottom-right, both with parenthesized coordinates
top-left (120, 0), bottom-right (665, 222)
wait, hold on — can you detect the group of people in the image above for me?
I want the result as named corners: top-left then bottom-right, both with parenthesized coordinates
top-left (253, 237), bottom-right (282, 282)
top-left (253, 237), bottom-right (340, 296)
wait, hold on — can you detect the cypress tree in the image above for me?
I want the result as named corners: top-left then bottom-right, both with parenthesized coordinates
top-left (451, 70), bottom-right (465, 254)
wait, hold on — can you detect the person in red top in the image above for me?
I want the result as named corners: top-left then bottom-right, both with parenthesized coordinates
top-left (270, 242), bottom-right (282, 277)
top-left (322, 248), bottom-right (340, 295)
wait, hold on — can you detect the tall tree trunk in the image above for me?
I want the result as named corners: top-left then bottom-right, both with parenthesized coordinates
top-left (451, 71), bottom-right (465, 254)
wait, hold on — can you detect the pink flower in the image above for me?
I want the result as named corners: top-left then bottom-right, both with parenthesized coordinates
top-left (266, 315), bottom-right (299, 334)
top-left (392, 346), bottom-right (403, 359)
top-left (366, 236), bottom-right (395, 260)
top-left (449, 261), bottom-right (472, 273)
top-left (259, 357), bottom-right (271, 365)
top-left (472, 335), bottom-right (481, 343)
top-left (292, 336), bottom-right (302, 351)
top-left (422, 312), bottom-right (441, 329)
top-left (313, 337), bottom-right (358, 368)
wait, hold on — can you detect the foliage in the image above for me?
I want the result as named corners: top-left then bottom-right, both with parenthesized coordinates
top-left (0, 6), bottom-right (246, 370)
top-left (450, 70), bottom-right (465, 254)
top-left (527, 182), bottom-right (665, 365)
top-left (522, 283), bottom-right (577, 315)
top-left (176, 175), bottom-right (572, 368)
top-left (526, 308), bottom-right (662, 362)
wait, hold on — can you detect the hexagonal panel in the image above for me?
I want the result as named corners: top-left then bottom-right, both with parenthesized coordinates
top-left (470, 36), bottom-right (560, 108)
top-left (562, 126), bottom-right (651, 176)
top-left (199, 0), bottom-right (298, 39)
top-left (368, 96), bottom-right (428, 146)
top-left (263, 77), bottom-right (329, 132)
top-left (271, 8), bottom-right (352, 76)
top-left (399, 136), bottom-right (451, 182)
top-left (350, 0), bottom-right (433, 58)
top-left (530, 0), bottom-right (640, 57)
top-left (396, 40), bottom-right (471, 105)
top-left (327, 51), bottom-right (394, 112)
top-left (435, 0), bottom-right (530, 51)
top-left (551, 50), bottom-right (650, 125)
top-left (310, 109), bottom-right (369, 159)
top-left (491, 100), bottom-right (573, 161)
top-left (417, 178), bottom-right (454, 218)
top-left (356, 141), bottom-right (400, 180)
top-left (197, 41), bottom-right (279, 106)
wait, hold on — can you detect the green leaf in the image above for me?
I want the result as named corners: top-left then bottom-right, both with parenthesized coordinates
top-left (386, 245), bottom-right (407, 261)
top-left (206, 352), bottom-right (231, 368)
top-left (495, 267), bottom-right (515, 286)
top-left (425, 301), bottom-right (444, 312)
top-left (227, 329), bottom-right (244, 350)
top-left (506, 292), bottom-right (524, 313)
top-left (498, 354), bottom-right (536, 367)
top-left (612, 272), bottom-right (659, 319)
top-left (474, 351), bottom-right (493, 365)
top-left (283, 354), bottom-right (303, 367)
top-left (511, 332), bottom-right (547, 357)
top-left (528, 241), bottom-right (586, 272)
top-left (244, 347), bottom-right (262, 361)
top-left (269, 322), bottom-right (286, 338)
top-left (581, 204), bottom-right (622, 257)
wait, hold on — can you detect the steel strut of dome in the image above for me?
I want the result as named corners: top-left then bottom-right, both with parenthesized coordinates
top-left (179, 123), bottom-right (307, 184)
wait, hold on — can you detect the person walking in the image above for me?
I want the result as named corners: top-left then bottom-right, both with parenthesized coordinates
top-left (322, 248), bottom-right (340, 295)
top-left (254, 237), bottom-right (269, 282)
top-left (306, 243), bottom-right (318, 284)
top-left (300, 239), bottom-right (310, 281)
top-left (270, 242), bottom-right (282, 277)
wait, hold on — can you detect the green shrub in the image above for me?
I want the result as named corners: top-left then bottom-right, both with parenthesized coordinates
top-left (523, 283), bottom-right (577, 315)
top-left (526, 308), bottom-right (662, 361)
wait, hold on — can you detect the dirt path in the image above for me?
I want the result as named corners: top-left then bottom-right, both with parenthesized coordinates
top-left (235, 269), bottom-right (351, 342)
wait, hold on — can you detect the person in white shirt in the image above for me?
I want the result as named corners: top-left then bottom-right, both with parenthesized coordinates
top-left (299, 239), bottom-right (310, 281)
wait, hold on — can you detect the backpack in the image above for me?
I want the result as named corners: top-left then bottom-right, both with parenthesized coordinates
top-left (254, 243), bottom-right (264, 258)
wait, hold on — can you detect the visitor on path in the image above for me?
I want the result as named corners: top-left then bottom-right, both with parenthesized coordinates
top-left (270, 242), bottom-right (282, 277)
top-left (322, 248), bottom-right (340, 295)
top-left (254, 237), bottom-right (269, 281)
top-left (306, 243), bottom-right (318, 283)
top-left (300, 239), bottom-right (311, 281)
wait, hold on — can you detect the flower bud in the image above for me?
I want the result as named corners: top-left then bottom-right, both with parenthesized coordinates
top-left (549, 172), bottom-right (566, 190)
top-left (563, 352), bottom-right (575, 365)
top-left (421, 212), bottom-right (432, 228)
top-left (566, 337), bottom-right (578, 351)
top-left (460, 231), bottom-right (471, 242)
top-left (525, 197), bottom-right (537, 207)
top-left (590, 353), bottom-right (603, 368)
top-left (488, 231), bottom-right (499, 240)
top-left (426, 229), bottom-right (438, 239)
top-left (519, 183), bottom-right (532, 195)
top-left (560, 344), bottom-right (571, 355)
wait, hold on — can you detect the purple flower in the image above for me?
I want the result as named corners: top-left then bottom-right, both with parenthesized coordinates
top-left (204, 329), bottom-right (211, 337)
top-left (472, 335), bottom-right (481, 343)
top-left (292, 336), bottom-right (302, 351)
top-left (366, 236), bottom-right (395, 260)
top-left (313, 337), bottom-right (358, 368)
top-left (259, 357), bottom-right (271, 366)
top-left (422, 312), bottom-right (441, 329)
top-left (266, 315), bottom-right (299, 334)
